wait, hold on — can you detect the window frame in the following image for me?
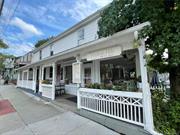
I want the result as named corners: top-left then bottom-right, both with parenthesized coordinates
top-left (78, 28), bottom-right (85, 41)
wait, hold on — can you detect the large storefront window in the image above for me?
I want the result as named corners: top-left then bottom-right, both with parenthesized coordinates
top-left (28, 68), bottom-right (33, 80)
top-left (84, 67), bottom-right (91, 85)
top-left (100, 58), bottom-right (136, 85)
top-left (65, 66), bottom-right (72, 84)
top-left (42, 66), bottom-right (53, 84)
top-left (56, 64), bottom-right (63, 84)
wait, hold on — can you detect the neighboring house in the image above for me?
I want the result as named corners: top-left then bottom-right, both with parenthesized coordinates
top-left (3, 58), bottom-right (15, 80)
top-left (16, 7), bottom-right (158, 135)
top-left (2, 51), bottom-right (33, 83)
top-left (14, 51), bottom-right (33, 69)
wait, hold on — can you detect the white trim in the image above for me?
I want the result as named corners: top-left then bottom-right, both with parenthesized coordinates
top-left (79, 88), bottom-right (143, 98)
top-left (16, 22), bottom-right (150, 71)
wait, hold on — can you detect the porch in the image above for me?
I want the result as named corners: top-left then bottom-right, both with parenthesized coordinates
top-left (16, 22), bottom-right (157, 134)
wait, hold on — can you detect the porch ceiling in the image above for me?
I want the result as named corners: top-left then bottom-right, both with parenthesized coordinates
top-left (16, 22), bottom-right (149, 71)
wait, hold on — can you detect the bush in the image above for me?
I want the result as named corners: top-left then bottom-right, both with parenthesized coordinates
top-left (152, 90), bottom-right (180, 135)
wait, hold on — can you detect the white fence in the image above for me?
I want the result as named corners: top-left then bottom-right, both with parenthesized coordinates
top-left (17, 80), bottom-right (35, 90)
top-left (65, 84), bottom-right (79, 96)
top-left (78, 88), bottom-right (144, 126)
top-left (41, 84), bottom-right (54, 99)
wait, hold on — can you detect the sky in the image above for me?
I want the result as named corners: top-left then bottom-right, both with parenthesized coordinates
top-left (0, 0), bottom-right (112, 56)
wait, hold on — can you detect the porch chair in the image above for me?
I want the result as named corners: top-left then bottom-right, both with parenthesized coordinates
top-left (55, 80), bottom-right (65, 96)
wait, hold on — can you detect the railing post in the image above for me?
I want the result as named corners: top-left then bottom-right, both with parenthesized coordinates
top-left (52, 62), bottom-right (56, 100)
top-left (77, 84), bottom-right (81, 109)
top-left (139, 40), bottom-right (156, 134)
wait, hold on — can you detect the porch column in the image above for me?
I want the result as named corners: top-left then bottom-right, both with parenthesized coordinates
top-left (135, 52), bottom-right (141, 78)
top-left (139, 40), bottom-right (154, 133)
top-left (40, 66), bottom-right (44, 93)
top-left (52, 62), bottom-right (56, 100)
top-left (32, 67), bottom-right (36, 92)
top-left (73, 56), bottom-right (82, 109)
top-left (93, 60), bottom-right (100, 83)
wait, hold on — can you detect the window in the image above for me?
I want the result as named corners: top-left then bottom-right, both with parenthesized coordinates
top-left (19, 71), bottom-right (22, 80)
top-left (39, 50), bottom-right (42, 60)
top-left (65, 66), bottom-right (72, 84)
top-left (78, 28), bottom-right (84, 41)
top-left (49, 67), bottom-right (53, 78)
top-left (23, 72), bottom-right (28, 80)
top-left (28, 68), bottom-right (33, 80)
top-left (43, 66), bottom-right (53, 80)
top-left (50, 51), bottom-right (53, 56)
top-left (84, 67), bottom-right (91, 85)
top-left (100, 58), bottom-right (136, 84)
top-left (50, 45), bottom-right (53, 56)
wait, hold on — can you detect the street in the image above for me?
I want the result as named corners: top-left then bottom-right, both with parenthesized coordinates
top-left (0, 85), bottom-right (119, 135)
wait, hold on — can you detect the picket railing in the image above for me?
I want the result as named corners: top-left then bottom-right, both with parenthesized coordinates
top-left (78, 88), bottom-right (144, 126)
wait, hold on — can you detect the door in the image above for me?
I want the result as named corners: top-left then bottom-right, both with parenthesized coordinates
top-left (36, 67), bottom-right (40, 92)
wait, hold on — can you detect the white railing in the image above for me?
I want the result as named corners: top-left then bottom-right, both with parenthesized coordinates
top-left (150, 85), bottom-right (166, 91)
top-left (65, 84), bottom-right (79, 96)
top-left (41, 84), bottom-right (53, 99)
top-left (78, 88), bottom-right (144, 126)
top-left (17, 80), bottom-right (34, 90)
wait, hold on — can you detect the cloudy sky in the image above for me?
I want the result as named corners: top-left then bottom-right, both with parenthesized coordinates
top-left (0, 0), bottom-right (112, 56)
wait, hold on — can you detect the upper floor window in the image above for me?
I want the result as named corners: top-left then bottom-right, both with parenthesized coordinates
top-left (39, 50), bottom-right (42, 60)
top-left (50, 45), bottom-right (53, 56)
top-left (78, 28), bottom-right (84, 41)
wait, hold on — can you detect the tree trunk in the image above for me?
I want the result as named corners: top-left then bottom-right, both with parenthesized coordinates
top-left (169, 66), bottom-right (180, 98)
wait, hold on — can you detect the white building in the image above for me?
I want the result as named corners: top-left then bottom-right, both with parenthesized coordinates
top-left (16, 8), bottom-right (159, 135)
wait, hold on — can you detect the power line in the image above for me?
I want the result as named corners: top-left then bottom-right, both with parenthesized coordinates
top-left (0, 0), bottom-right (21, 37)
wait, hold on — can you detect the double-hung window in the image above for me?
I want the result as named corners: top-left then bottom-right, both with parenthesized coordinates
top-left (78, 28), bottom-right (84, 41)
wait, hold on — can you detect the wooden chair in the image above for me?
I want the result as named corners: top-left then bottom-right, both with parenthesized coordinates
top-left (55, 81), bottom-right (65, 96)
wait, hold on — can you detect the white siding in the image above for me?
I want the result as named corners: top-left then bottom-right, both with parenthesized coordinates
top-left (32, 18), bottom-right (99, 62)
top-left (52, 32), bottom-right (77, 54)
top-left (53, 19), bottom-right (99, 55)
top-left (32, 52), bottom-right (40, 63)
top-left (78, 19), bottom-right (99, 45)
top-left (42, 46), bottom-right (50, 59)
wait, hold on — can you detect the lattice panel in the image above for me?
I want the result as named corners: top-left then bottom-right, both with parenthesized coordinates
top-left (79, 90), bottom-right (144, 126)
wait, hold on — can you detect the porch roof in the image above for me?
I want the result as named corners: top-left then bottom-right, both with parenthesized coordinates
top-left (16, 22), bottom-right (150, 71)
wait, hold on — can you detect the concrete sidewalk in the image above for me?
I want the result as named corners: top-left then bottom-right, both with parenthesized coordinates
top-left (0, 85), bottom-right (119, 135)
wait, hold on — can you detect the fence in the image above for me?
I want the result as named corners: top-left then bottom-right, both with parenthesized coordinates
top-left (78, 88), bottom-right (144, 126)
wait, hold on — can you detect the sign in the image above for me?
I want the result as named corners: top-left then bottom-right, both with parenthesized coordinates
top-left (85, 46), bottom-right (122, 61)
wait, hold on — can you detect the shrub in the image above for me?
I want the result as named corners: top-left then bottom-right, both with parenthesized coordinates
top-left (151, 90), bottom-right (180, 135)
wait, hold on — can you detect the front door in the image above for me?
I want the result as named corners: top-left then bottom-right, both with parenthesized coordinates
top-left (36, 67), bottom-right (40, 92)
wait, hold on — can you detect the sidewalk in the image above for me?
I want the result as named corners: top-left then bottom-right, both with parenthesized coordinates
top-left (0, 85), bottom-right (119, 135)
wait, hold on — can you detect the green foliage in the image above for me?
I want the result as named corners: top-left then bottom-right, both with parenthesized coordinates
top-left (86, 83), bottom-right (128, 91)
top-left (0, 53), bottom-right (15, 71)
top-left (41, 79), bottom-right (52, 84)
top-left (0, 39), bottom-right (8, 49)
top-left (152, 90), bottom-right (180, 134)
top-left (98, 0), bottom-right (180, 72)
top-left (35, 36), bottom-right (53, 48)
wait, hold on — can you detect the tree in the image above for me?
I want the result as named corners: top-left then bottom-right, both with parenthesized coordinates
top-left (98, 0), bottom-right (180, 98)
top-left (0, 39), bottom-right (8, 49)
top-left (0, 53), bottom-right (14, 74)
top-left (35, 36), bottom-right (53, 48)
